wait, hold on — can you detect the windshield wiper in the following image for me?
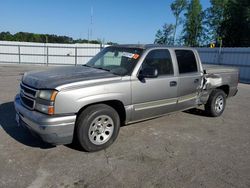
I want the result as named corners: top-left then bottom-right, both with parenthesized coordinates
top-left (93, 66), bottom-right (111, 72)
top-left (83, 65), bottom-right (120, 76)
top-left (95, 67), bottom-right (122, 76)
top-left (83, 64), bottom-right (109, 71)
top-left (82, 64), bottom-right (92, 68)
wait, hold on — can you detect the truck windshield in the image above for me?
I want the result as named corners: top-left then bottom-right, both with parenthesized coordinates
top-left (86, 47), bottom-right (143, 76)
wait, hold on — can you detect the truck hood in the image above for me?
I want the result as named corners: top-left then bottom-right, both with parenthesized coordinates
top-left (22, 66), bottom-right (120, 89)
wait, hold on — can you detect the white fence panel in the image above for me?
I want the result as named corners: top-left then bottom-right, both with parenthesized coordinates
top-left (197, 48), bottom-right (250, 83)
top-left (0, 41), bottom-right (249, 83)
top-left (0, 41), bottom-right (103, 65)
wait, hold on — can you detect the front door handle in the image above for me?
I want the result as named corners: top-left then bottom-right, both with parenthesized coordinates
top-left (170, 81), bottom-right (177, 87)
top-left (194, 79), bottom-right (199, 83)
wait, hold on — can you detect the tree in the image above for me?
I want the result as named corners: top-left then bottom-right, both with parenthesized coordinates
top-left (182, 0), bottom-right (203, 46)
top-left (154, 24), bottom-right (175, 45)
top-left (220, 0), bottom-right (250, 47)
top-left (107, 42), bottom-right (118, 45)
top-left (154, 29), bottom-right (164, 44)
top-left (204, 0), bottom-right (228, 44)
top-left (171, 0), bottom-right (188, 45)
top-left (0, 31), bottom-right (105, 44)
top-left (0, 32), bottom-right (13, 41)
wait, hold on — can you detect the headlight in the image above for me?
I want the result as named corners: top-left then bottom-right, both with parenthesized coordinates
top-left (35, 90), bottom-right (58, 115)
top-left (37, 90), bottom-right (58, 101)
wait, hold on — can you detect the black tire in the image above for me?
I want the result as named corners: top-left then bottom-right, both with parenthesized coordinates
top-left (205, 89), bottom-right (226, 117)
top-left (75, 104), bottom-right (120, 152)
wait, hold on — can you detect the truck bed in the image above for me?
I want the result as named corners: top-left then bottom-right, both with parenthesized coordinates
top-left (203, 64), bottom-right (238, 74)
top-left (202, 64), bottom-right (238, 99)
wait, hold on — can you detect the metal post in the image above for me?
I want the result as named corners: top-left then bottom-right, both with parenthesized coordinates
top-left (217, 47), bottom-right (223, 65)
top-left (75, 47), bottom-right (77, 66)
top-left (218, 38), bottom-right (223, 65)
top-left (18, 45), bottom-right (21, 64)
top-left (46, 46), bottom-right (49, 66)
top-left (100, 43), bottom-right (103, 51)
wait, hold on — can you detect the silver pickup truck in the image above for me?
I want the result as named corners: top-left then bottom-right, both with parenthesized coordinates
top-left (14, 44), bottom-right (238, 151)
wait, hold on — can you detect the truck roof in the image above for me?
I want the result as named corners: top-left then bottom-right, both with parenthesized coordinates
top-left (111, 44), bottom-right (194, 50)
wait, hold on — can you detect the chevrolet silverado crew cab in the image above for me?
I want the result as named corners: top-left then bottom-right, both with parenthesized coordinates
top-left (14, 44), bottom-right (239, 151)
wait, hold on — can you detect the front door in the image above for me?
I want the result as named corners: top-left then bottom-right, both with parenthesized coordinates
top-left (131, 49), bottom-right (178, 121)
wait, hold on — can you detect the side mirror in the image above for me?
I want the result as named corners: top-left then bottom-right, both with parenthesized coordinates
top-left (139, 67), bottom-right (158, 79)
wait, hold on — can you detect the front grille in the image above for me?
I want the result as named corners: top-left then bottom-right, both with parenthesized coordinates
top-left (20, 94), bottom-right (34, 109)
top-left (20, 83), bottom-right (37, 98)
top-left (20, 83), bottom-right (38, 110)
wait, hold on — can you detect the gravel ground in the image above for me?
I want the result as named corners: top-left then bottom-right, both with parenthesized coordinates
top-left (0, 64), bottom-right (250, 188)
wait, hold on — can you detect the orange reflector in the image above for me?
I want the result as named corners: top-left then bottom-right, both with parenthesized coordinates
top-left (48, 106), bottom-right (55, 115)
top-left (50, 91), bottom-right (58, 101)
top-left (132, 54), bottom-right (140, 59)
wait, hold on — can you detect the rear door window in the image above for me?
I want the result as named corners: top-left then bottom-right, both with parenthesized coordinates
top-left (175, 50), bottom-right (198, 74)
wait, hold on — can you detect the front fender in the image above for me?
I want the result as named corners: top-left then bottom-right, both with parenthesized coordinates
top-left (75, 93), bottom-right (127, 111)
top-left (54, 80), bottom-right (131, 114)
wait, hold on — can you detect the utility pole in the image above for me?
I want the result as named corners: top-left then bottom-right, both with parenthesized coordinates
top-left (87, 6), bottom-right (93, 43)
top-left (46, 35), bottom-right (49, 66)
top-left (87, 29), bottom-right (89, 43)
top-left (90, 6), bottom-right (93, 40)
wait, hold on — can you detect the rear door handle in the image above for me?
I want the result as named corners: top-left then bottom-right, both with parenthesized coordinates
top-left (194, 79), bottom-right (199, 83)
top-left (170, 81), bottom-right (177, 87)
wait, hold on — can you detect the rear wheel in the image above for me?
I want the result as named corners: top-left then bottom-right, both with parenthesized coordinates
top-left (76, 104), bottom-right (120, 152)
top-left (205, 89), bottom-right (226, 117)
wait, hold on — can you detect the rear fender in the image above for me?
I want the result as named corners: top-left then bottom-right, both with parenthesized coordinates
top-left (203, 74), bottom-right (223, 90)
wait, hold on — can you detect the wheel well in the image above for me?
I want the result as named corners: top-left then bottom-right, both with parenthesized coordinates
top-left (217, 85), bottom-right (229, 96)
top-left (76, 100), bottom-right (126, 125)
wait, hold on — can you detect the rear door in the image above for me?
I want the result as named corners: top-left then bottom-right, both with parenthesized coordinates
top-left (175, 50), bottom-right (202, 110)
top-left (131, 49), bottom-right (178, 121)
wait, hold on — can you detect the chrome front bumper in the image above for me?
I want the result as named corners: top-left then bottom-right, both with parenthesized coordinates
top-left (14, 95), bottom-right (76, 145)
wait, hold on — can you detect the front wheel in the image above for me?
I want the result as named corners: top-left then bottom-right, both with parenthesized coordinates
top-left (205, 89), bottom-right (226, 117)
top-left (76, 104), bottom-right (120, 152)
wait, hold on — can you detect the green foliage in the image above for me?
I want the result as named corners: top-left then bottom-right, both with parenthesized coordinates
top-left (154, 29), bottom-right (164, 44)
top-left (204, 0), bottom-right (228, 45)
top-left (0, 32), bottom-right (13, 41)
top-left (171, 0), bottom-right (188, 44)
top-left (158, 0), bottom-right (250, 47)
top-left (182, 0), bottom-right (203, 47)
top-left (154, 24), bottom-right (175, 45)
top-left (107, 42), bottom-right (118, 45)
top-left (0, 32), bottom-right (102, 44)
top-left (220, 0), bottom-right (250, 47)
